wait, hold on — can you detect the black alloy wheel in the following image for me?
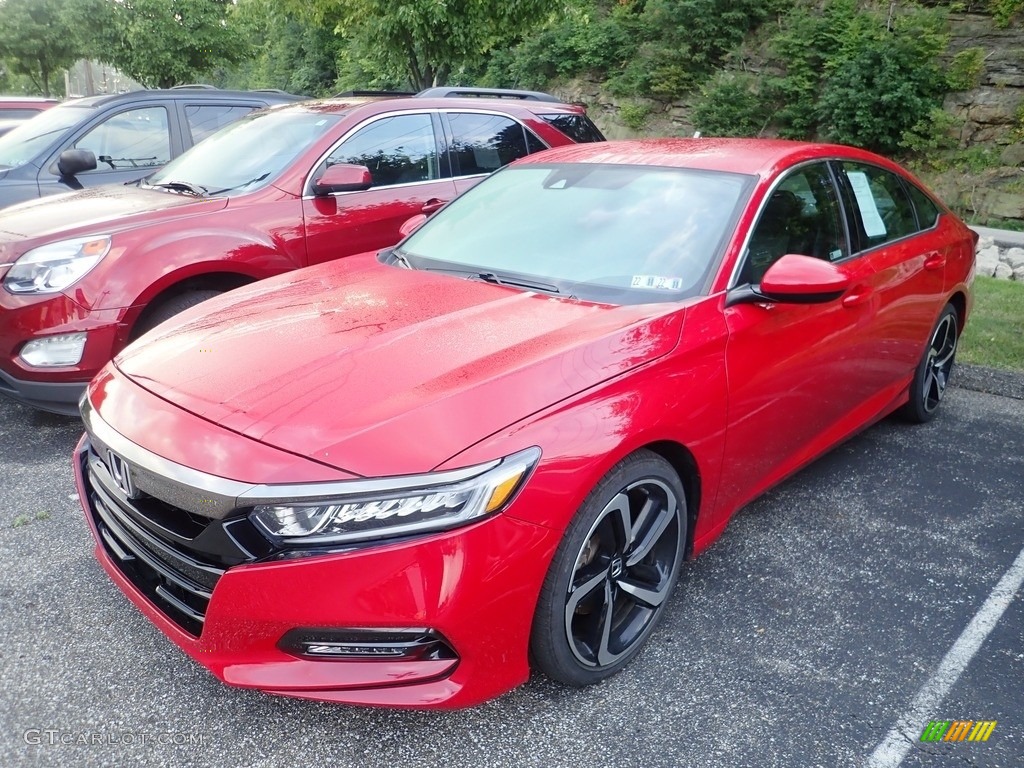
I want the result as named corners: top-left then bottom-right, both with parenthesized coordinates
top-left (901, 303), bottom-right (959, 423)
top-left (531, 451), bottom-right (686, 686)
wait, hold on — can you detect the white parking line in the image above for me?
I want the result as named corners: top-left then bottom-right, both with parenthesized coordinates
top-left (865, 545), bottom-right (1024, 767)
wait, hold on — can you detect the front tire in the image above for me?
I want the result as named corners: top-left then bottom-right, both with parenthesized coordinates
top-left (133, 289), bottom-right (222, 339)
top-left (900, 303), bottom-right (959, 424)
top-left (530, 450), bottom-right (687, 686)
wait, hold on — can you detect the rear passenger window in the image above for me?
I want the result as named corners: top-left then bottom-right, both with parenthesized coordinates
top-left (906, 182), bottom-right (940, 229)
top-left (526, 130), bottom-right (547, 154)
top-left (838, 162), bottom-right (919, 249)
top-left (185, 105), bottom-right (256, 143)
top-left (448, 113), bottom-right (530, 176)
top-left (539, 114), bottom-right (605, 143)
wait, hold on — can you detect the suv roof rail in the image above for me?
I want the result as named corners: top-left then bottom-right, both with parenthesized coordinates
top-left (252, 88), bottom-right (295, 95)
top-left (332, 90), bottom-right (416, 98)
top-left (415, 87), bottom-right (562, 103)
top-left (170, 84), bottom-right (218, 90)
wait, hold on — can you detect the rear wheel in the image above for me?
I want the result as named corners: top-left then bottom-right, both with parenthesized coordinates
top-left (133, 290), bottom-right (222, 339)
top-left (900, 303), bottom-right (959, 423)
top-left (530, 451), bottom-right (686, 686)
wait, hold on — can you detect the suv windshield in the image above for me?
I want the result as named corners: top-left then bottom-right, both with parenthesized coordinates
top-left (0, 104), bottom-right (93, 170)
top-left (400, 163), bottom-right (752, 304)
top-left (147, 109), bottom-right (342, 195)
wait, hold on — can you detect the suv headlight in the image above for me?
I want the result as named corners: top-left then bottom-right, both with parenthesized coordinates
top-left (4, 235), bottom-right (111, 294)
top-left (250, 446), bottom-right (541, 545)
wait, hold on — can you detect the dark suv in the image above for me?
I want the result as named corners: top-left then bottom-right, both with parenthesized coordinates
top-left (0, 87), bottom-right (605, 414)
top-left (0, 88), bottom-right (303, 208)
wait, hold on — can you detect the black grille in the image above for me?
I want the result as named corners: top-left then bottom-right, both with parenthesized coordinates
top-left (81, 446), bottom-right (268, 637)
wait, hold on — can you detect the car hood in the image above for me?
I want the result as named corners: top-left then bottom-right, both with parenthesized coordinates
top-left (115, 257), bottom-right (684, 477)
top-left (0, 184), bottom-right (228, 260)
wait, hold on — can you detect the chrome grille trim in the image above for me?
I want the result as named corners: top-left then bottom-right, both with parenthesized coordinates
top-left (81, 393), bottom-right (500, 519)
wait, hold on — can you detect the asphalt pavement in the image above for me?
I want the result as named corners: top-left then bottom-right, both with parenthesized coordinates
top-left (0, 373), bottom-right (1021, 768)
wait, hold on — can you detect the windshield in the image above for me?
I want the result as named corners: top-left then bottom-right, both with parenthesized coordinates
top-left (0, 104), bottom-right (93, 169)
top-left (400, 163), bottom-right (753, 304)
top-left (147, 109), bottom-right (342, 195)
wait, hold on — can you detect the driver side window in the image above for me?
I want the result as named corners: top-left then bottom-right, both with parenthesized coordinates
top-left (320, 114), bottom-right (439, 189)
top-left (740, 163), bottom-right (847, 285)
top-left (74, 106), bottom-right (171, 172)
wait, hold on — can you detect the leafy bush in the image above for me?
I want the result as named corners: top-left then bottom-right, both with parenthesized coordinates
top-left (692, 72), bottom-right (772, 137)
top-left (618, 102), bottom-right (652, 131)
top-left (691, 0), bottom-right (949, 154)
top-left (608, 0), bottom-right (788, 98)
top-left (817, 4), bottom-right (948, 154)
top-left (946, 47), bottom-right (986, 91)
top-left (898, 107), bottom-right (959, 154)
top-left (990, 0), bottom-right (1024, 27)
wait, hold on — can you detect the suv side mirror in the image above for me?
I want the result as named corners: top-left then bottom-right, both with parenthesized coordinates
top-left (312, 164), bottom-right (372, 196)
top-left (56, 149), bottom-right (97, 189)
top-left (727, 254), bottom-right (850, 306)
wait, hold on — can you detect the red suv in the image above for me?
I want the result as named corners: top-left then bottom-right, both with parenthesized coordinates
top-left (0, 97), bottom-right (58, 137)
top-left (0, 88), bottom-right (604, 414)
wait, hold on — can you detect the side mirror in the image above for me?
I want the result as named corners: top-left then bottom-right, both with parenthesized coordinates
top-left (312, 163), bottom-right (372, 196)
top-left (57, 149), bottom-right (97, 181)
top-left (399, 214), bottom-right (427, 238)
top-left (728, 254), bottom-right (850, 306)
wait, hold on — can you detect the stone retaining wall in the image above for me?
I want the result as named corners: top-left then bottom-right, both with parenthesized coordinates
top-left (976, 237), bottom-right (1024, 280)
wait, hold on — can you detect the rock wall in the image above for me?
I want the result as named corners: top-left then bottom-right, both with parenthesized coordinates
top-left (943, 13), bottom-right (1024, 150)
top-left (976, 237), bottom-right (1024, 280)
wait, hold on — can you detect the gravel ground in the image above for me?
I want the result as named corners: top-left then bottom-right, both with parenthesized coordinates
top-left (0, 373), bottom-right (1021, 768)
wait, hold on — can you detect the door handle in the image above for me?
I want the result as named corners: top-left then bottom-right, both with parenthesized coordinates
top-left (421, 199), bottom-right (448, 214)
top-left (842, 285), bottom-right (873, 308)
top-left (924, 252), bottom-right (946, 271)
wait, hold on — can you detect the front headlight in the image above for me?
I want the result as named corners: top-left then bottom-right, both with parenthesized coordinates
top-left (4, 235), bottom-right (111, 294)
top-left (250, 446), bottom-right (541, 545)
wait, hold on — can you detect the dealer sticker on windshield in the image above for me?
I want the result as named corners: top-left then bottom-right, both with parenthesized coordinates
top-left (631, 275), bottom-right (684, 290)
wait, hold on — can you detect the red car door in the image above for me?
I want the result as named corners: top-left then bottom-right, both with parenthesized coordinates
top-left (830, 161), bottom-right (949, 388)
top-left (718, 162), bottom-right (883, 510)
top-left (302, 112), bottom-right (457, 265)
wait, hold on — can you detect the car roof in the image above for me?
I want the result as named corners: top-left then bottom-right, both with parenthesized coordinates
top-left (276, 95), bottom-right (586, 118)
top-left (523, 138), bottom-right (888, 176)
top-left (65, 88), bottom-right (304, 109)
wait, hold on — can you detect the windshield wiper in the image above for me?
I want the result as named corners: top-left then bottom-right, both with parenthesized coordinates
top-left (207, 173), bottom-right (271, 196)
top-left (391, 249), bottom-right (413, 269)
top-left (421, 265), bottom-right (560, 294)
top-left (150, 180), bottom-right (207, 197)
top-left (476, 272), bottom-right (560, 293)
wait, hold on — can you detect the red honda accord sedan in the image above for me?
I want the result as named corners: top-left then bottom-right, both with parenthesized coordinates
top-left (75, 139), bottom-right (975, 709)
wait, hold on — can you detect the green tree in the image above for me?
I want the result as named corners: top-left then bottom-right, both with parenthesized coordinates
top-left (74, 0), bottom-right (250, 89)
top-left (217, 0), bottom-right (343, 95)
top-left (0, 0), bottom-right (81, 96)
top-left (291, 0), bottom-right (550, 89)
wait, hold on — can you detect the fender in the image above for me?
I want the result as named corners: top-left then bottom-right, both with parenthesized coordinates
top-left (62, 227), bottom-right (304, 312)
top-left (435, 297), bottom-right (732, 556)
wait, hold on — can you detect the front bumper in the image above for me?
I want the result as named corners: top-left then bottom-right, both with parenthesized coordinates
top-left (74, 433), bottom-right (561, 709)
top-left (0, 367), bottom-right (84, 415)
top-left (0, 291), bottom-right (126, 414)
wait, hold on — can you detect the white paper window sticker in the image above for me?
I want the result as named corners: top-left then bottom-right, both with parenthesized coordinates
top-left (847, 170), bottom-right (887, 238)
top-left (631, 275), bottom-right (683, 290)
